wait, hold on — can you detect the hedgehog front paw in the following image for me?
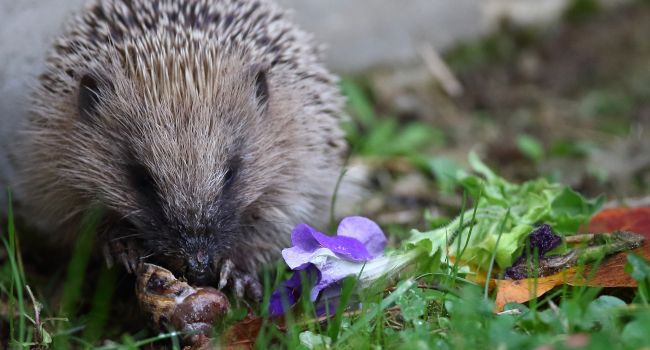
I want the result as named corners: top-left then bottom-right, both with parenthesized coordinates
top-left (217, 258), bottom-right (263, 302)
top-left (103, 238), bottom-right (143, 274)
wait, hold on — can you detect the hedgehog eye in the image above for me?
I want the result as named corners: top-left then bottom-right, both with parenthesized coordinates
top-left (254, 69), bottom-right (269, 106)
top-left (223, 167), bottom-right (236, 187)
top-left (128, 163), bottom-right (158, 202)
top-left (250, 63), bottom-right (270, 109)
top-left (223, 155), bottom-right (242, 188)
top-left (78, 74), bottom-right (101, 122)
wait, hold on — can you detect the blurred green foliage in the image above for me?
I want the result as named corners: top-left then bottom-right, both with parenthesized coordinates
top-left (445, 23), bottom-right (540, 73)
top-left (564, 0), bottom-right (601, 23)
top-left (517, 134), bottom-right (545, 163)
top-left (340, 78), bottom-right (445, 159)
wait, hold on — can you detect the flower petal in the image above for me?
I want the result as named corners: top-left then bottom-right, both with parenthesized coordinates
top-left (282, 247), bottom-right (337, 270)
top-left (290, 223), bottom-right (322, 251)
top-left (268, 265), bottom-right (321, 317)
top-left (309, 258), bottom-right (363, 301)
top-left (314, 283), bottom-right (343, 317)
top-left (311, 230), bottom-right (372, 261)
top-left (309, 252), bottom-right (419, 301)
top-left (268, 270), bottom-right (302, 317)
top-left (289, 222), bottom-right (373, 262)
top-left (337, 216), bottom-right (387, 258)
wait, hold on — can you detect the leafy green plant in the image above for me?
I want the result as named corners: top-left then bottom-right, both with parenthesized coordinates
top-left (625, 254), bottom-right (650, 304)
top-left (427, 157), bottom-right (464, 193)
top-left (340, 79), bottom-right (444, 159)
top-left (517, 134), bottom-right (544, 163)
top-left (579, 90), bottom-right (634, 120)
top-left (564, 0), bottom-right (601, 23)
top-left (410, 153), bottom-right (604, 271)
top-left (1, 192), bottom-right (31, 347)
top-left (1, 193), bottom-right (68, 349)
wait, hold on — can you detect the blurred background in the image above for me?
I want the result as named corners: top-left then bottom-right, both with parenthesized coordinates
top-left (291, 0), bottom-right (650, 236)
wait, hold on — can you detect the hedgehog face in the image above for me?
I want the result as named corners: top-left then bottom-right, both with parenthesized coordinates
top-left (68, 53), bottom-right (285, 284)
top-left (24, 36), bottom-right (346, 294)
top-left (20, 0), bottom-right (348, 297)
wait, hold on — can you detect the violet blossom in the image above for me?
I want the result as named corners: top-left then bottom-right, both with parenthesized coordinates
top-left (504, 224), bottom-right (563, 279)
top-left (269, 216), bottom-right (416, 317)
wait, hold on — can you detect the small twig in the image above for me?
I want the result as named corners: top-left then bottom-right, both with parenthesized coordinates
top-left (604, 196), bottom-right (650, 209)
top-left (25, 285), bottom-right (42, 345)
top-left (509, 231), bottom-right (645, 279)
top-left (548, 300), bottom-right (560, 316)
top-left (548, 300), bottom-right (570, 333)
top-left (564, 234), bottom-right (595, 244)
top-left (497, 309), bottom-right (521, 316)
top-left (418, 43), bottom-right (464, 97)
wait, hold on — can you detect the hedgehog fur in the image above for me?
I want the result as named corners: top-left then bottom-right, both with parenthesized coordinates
top-left (17, 0), bottom-right (347, 298)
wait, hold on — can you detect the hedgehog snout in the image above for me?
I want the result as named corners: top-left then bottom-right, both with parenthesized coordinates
top-left (185, 249), bottom-right (216, 285)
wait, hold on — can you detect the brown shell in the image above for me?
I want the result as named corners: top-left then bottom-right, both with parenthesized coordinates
top-left (136, 263), bottom-right (230, 344)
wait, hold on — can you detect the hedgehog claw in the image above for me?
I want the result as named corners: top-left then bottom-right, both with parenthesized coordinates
top-left (230, 271), bottom-right (262, 302)
top-left (242, 273), bottom-right (263, 302)
top-left (216, 259), bottom-right (262, 302)
top-left (233, 276), bottom-right (245, 299)
top-left (218, 259), bottom-right (235, 290)
top-left (104, 239), bottom-right (141, 274)
top-left (103, 244), bottom-right (114, 268)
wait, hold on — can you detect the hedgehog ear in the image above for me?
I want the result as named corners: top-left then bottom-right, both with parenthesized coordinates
top-left (78, 73), bottom-right (108, 122)
top-left (251, 64), bottom-right (270, 110)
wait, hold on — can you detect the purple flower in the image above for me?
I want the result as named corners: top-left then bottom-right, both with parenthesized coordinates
top-left (268, 266), bottom-right (319, 317)
top-left (269, 216), bottom-right (390, 317)
top-left (505, 224), bottom-right (563, 279)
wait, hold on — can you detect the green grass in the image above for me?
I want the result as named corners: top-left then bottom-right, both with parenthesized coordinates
top-left (2, 171), bottom-right (650, 348)
top-left (0, 190), bottom-right (613, 349)
top-left (250, 259), bottom-right (650, 350)
top-left (2, 191), bottom-right (32, 347)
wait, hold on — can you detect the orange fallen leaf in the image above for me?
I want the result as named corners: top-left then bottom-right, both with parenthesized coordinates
top-left (221, 313), bottom-right (290, 350)
top-left (577, 207), bottom-right (650, 287)
top-left (494, 207), bottom-right (650, 311)
top-left (494, 272), bottom-right (570, 310)
top-left (221, 314), bottom-right (265, 350)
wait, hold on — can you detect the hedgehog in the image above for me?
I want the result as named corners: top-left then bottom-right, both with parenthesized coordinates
top-left (16, 0), bottom-right (348, 300)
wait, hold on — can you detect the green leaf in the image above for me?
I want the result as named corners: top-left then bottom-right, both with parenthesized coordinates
top-left (582, 296), bottom-right (626, 331)
top-left (550, 188), bottom-right (604, 233)
top-left (428, 157), bottom-right (463, 192)
top-left (40, 329), bottom-right (52, 345)
top-left (397, 288), bottom-right (427, 321)
top-left (621, 316), bottom-right (650, 348)
top-left (517, 135), bottom-right (544, 162)
top-left (362, 118), bottom-right (399, 155)
top-left (468, 151), bottom-right (497, 181)
top-left (335, 279), bottom-right (416, 345)
top-left (299, 331), bottom-right (332, 349)
top-left (391, 123), bottom-right (444, 151)
top-left (625, 254), bottom-right (650, 281)
top-left (359, 119), bottom-right (441, 157)
top-left (625, 254), bottom-right (650, 304)
top-left (409, 153), bottom-right (602, 271)
top-left (340, 78), bottom-right (375, 126)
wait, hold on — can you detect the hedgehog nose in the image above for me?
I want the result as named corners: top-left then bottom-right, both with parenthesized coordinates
top-left (187, 250), bottom-right (212, 284)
